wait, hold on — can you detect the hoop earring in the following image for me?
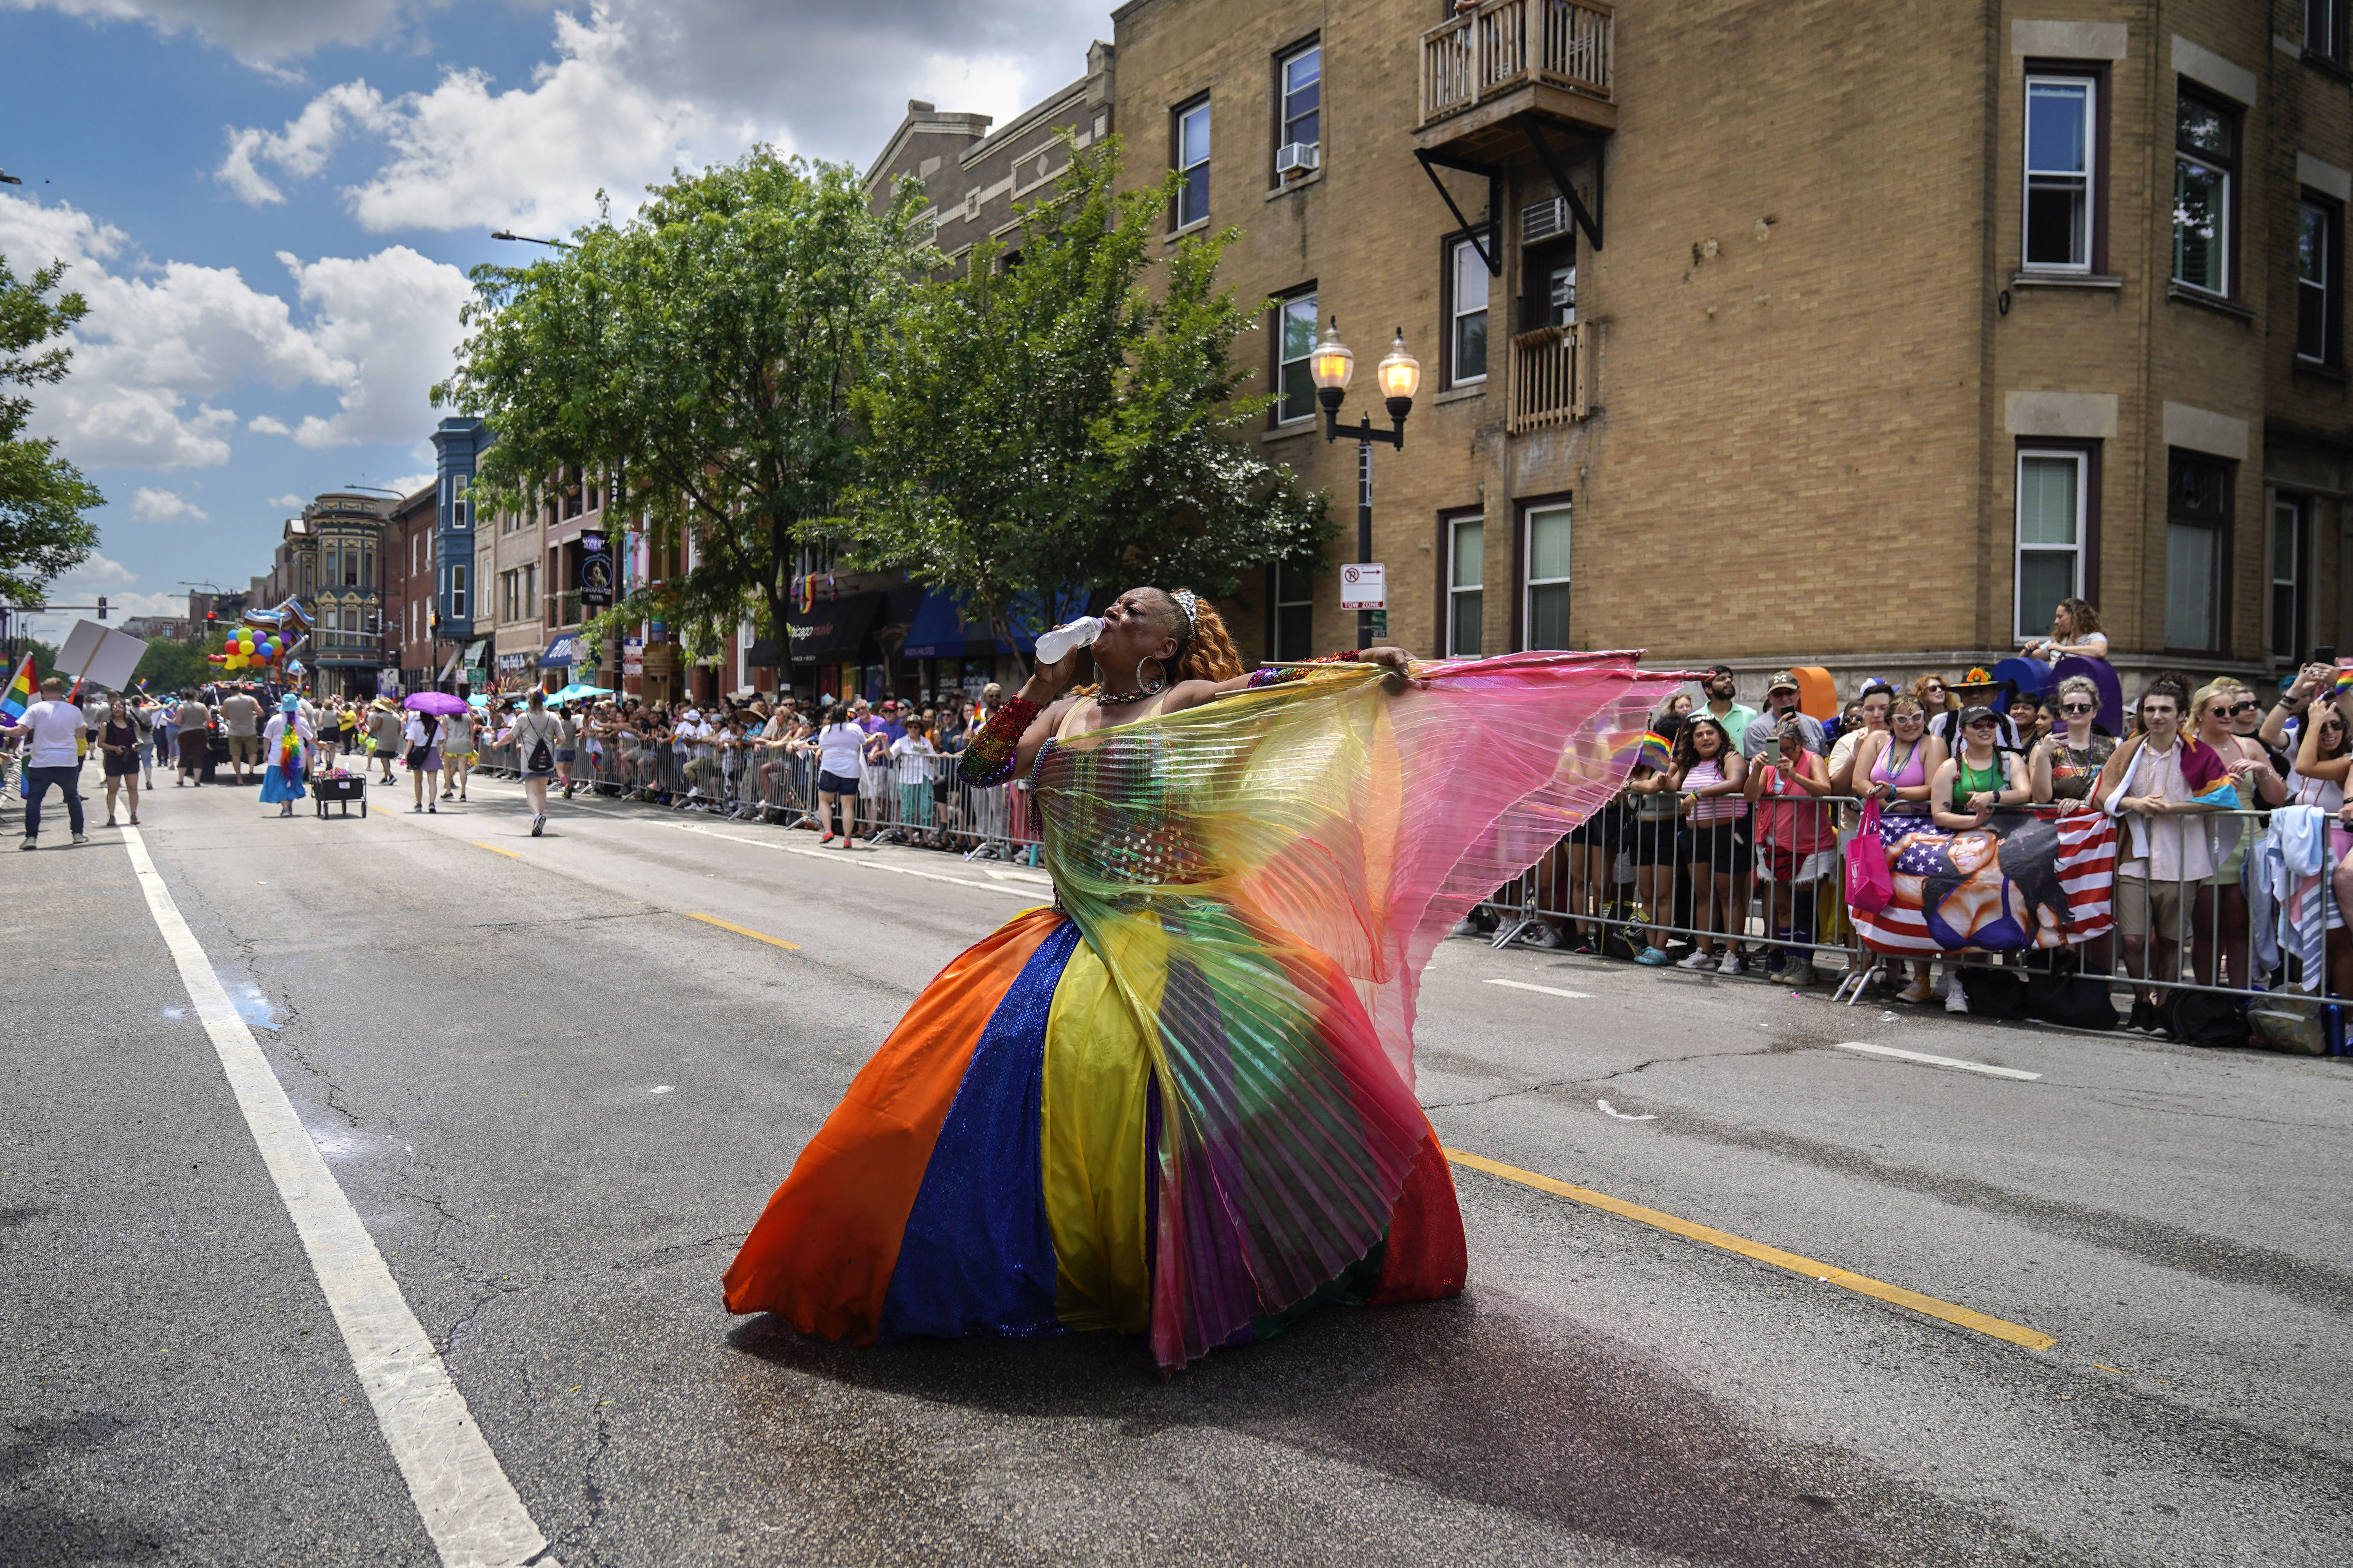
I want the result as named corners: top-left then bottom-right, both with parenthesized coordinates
top-left (1133, 655), bottom-right (1167, 696)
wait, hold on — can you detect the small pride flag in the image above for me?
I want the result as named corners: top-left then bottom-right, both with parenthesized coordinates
top-left (2336, 661), bottom-right (2353, 694)
top-left (0, 652), bottom-right (35, 725)
top-left (1635, 727), bottom-right (1674, 772)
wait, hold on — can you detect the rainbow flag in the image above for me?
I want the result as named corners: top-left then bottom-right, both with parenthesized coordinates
top-left (0, 653), bottom-right (34, 725)
top-left (1636, 727), bottom-right (1674, 772)
top-left (2336, 662), bottom-right (2353, 694)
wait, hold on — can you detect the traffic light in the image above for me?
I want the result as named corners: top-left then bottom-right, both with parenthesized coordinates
top-left (97, 596), bottom-right (107, 620)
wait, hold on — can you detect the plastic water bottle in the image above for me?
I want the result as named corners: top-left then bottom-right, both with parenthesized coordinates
top-left (1034, 615), bottom-right (1106, 665)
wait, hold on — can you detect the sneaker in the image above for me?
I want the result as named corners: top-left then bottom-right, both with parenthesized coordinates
top-left (1760, 952), bottom-right (1789, 978)
top-left (1677, 950), bottom-right (1715, 970)
top-left (1521, 924), bottom-right (1565, 950)
top-left (1448, 918), bottom-right (1482, 938)
top-left (530, 814), bottom-right (545, 838)
top-left (1568, 938), bottom-right (1598, 955)
top-left (412, 803), bottom-right (424, 814)
top-left (1637, 946), bottom-right (1671, 966)
top-left (2127, 997), bottom-right (2159, 1034)
top-left (819, 832), bottom-right (835, 844)
top-left (71, 833), bottom-right (89, 846)
top-left (18, 838), bottom-right (35, 850)
top-left (428, 803), bottom-right (436, 814)
top-left (1946, 982), bottom-right (1970, 1014)
top-left (1717, 949), bottom-right (1743, 975)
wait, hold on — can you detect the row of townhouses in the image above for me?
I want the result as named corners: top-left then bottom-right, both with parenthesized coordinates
top-left (217, 1), bottom-right (2353, 707)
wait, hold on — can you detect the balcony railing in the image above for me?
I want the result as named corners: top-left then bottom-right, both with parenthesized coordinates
top-left (1507, 323), bottom-right (1592, 433)
top-left (1421, 0), bottom-right (1614, 127)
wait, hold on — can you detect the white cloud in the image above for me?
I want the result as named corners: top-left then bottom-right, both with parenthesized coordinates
top-left (4, 0), bottom-right (424, 64)
top-left (0, 193), bottom-right (469, 467)
top-left (278, 246), bottom-right (472, 446)
top-left (218, 9), bottom-right (714, 234)
top-left (128, 487), bottom-right (211, 522)
top-left (267, 493), bottom-right (304, 508)
top-left (73, 553), bottom-right (139, 585)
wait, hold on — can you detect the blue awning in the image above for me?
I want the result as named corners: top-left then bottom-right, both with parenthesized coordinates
top-left (538, 636), bottom-right (575, 669)
top-left (901, 588), bottom-right (1082, 659)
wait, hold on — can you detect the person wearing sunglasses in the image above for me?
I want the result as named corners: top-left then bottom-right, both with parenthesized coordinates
top-left (2030, 675), bottom-right (2115, 812)
top-left (2191, 680), bottom-right (2288, 989)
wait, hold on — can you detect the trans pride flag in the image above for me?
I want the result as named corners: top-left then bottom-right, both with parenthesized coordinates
top-left (0, 653), bottom-right (34, 726)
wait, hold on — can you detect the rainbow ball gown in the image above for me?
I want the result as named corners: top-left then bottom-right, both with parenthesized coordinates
top-left (725, 653), bottom-right (1678, 1371)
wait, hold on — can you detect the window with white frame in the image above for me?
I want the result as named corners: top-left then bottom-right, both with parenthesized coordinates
top-left (2024, 75), bottom-right (2094, 271)
top-left (2172, 87), bottom-right (2235, 296)
top-left (2299, 200), bottom-right (2335, 363)
top-left (501, 569), bottom-right (518, 624)
top-left (1279, 43), bottom-right (1321, 157)
top-left (522, 562), bottom-right (537, 618)
top-left (1175, 100), bottom-right (1211, 227)
top-left (2273, 495), bottom-right (2309, 661)
top-left (1522, 503), bottom-right (1571, 649)
top-left (2015, 450), bottom-right (2086, 640)
top-left (451, 474), bottom-right (470, 529)
top-left (1273, 560), bottom-right (1313, 658)
top-left (1277, 291), bottom-right (1318, 422)
top-left (2165, 450), bottom-right (2231, 652)
top-left (1448, 238), bottom-right (1489, 384)
top-left (1448, 514), bottom-right (1483, 656)
top-left (451, 562), bottom-right (469, 621)
top-left (2310, 0), bottom-right (2348, 64)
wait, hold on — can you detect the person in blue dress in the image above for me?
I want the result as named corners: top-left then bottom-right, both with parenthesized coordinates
top-left (258, 694), bottom-right (313, 816)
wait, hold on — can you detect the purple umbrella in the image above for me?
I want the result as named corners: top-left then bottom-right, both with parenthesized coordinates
top-left (403, 691), bottom-right (469, 716)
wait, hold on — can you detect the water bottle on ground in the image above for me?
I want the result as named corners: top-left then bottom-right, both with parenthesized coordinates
top-left (1034, 616), bottom-right (1106, 665)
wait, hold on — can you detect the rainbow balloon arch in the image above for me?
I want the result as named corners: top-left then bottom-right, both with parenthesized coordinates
top-left (206, 596), bottom-right (313, 674)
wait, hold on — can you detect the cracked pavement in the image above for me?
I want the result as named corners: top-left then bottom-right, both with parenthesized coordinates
top-left (5, 777), bottom-right (2351, 1566)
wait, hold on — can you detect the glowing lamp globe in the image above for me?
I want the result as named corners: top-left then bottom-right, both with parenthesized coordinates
top-left (1376, 329), bottom-right (1421, 405)
top-left (1310, 322), bottom-right (1354, 395)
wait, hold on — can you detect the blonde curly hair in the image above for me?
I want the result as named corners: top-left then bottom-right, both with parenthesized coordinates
top-left (1155, 587), bottom-right (1245, 683)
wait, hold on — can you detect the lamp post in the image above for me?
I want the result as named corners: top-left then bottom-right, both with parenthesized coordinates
top-left (1312, 322), bottom-right (1421, 648)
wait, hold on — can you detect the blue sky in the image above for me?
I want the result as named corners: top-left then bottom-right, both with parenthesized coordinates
top-left (1, 0), bottom-right (1108, 640)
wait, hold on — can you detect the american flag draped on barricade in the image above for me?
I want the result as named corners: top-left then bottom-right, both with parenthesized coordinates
top-left (1852, 810), bottom-right (2118, 956)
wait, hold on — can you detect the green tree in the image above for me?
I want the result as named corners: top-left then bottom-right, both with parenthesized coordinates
top-left (132, 635), bottom-right (217, 693)
top-left (843, 135), bottom-right (1330, 665)
top-left (0, 257), bottom-right (104, 604)
top-left (433, 153), bottom-right (928, 682)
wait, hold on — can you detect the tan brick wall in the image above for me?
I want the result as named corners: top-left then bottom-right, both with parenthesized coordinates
top-left (1079, 0), bottom-right (2347, 681)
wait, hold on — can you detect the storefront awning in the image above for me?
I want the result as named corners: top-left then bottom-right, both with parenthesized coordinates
top-left (539, 636), bottom-right (577, 669)
top-left (900, 588), bottom-right (1071, 659)
top-left (785, 591), bottom-right (881, 661)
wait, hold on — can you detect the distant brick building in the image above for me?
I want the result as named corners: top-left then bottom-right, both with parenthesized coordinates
top-left (875, 0), bottom-right (2350, 695)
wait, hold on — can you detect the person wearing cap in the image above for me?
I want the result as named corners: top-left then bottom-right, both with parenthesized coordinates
top-left (1929, 668), bottom-right (2023, 751)
top-left (1695, 665), bottom-right (1758, 752)
top-left (1738, 670), bottom-right (1826, 761)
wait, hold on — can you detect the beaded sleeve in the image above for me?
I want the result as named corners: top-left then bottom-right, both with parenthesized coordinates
top-left (1245, 651), bottom-right (1363, 688)
top-left (958, 696), bottom-right (1040, 785)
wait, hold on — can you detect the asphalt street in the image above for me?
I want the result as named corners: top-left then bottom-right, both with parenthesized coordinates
top-left (5, 770), bottom-right (2350, 1566)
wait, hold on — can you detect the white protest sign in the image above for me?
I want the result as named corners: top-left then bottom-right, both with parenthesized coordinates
top-left (1340, 562), bottom-right (1386, 610)
top-left (57, 619), bottom-right (148, 691)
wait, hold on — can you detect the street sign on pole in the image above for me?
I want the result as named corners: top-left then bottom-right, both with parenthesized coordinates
top-left (1340, 562), bottom-right (1386, 610)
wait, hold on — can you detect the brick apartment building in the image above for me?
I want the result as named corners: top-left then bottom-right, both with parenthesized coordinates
top-left (867, 0), bottom-right (2352, 695)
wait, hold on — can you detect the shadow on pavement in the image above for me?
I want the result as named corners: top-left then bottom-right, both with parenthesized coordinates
top-left (730, 1287), bottom-right (2065, 1566)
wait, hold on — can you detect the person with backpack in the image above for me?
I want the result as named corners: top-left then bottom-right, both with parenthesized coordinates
top-left (502, 688), bottom-right (565, 837)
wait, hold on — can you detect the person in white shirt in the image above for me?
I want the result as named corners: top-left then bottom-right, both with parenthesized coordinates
top-left (3, 676), bottom-right (91, 847)
top-left (501, 689), bottom-right (566, 835)
top-left (807, 706), bottom-right (865, 845)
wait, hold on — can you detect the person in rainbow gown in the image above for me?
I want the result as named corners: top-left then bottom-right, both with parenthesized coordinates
top-left (724, 587), bottom-right (1680, 1371)
top-left (257, 694), bottom-right (312, 817)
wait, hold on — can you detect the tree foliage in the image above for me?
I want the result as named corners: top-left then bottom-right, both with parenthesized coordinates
top-left (433, 152), bottom-right (927, 677)
top-left (133, 634), bottom-right (219, 694)
top-left (842, 135), bottom-right (1330, 665)
top-left (0, 256), bottom-right (103, 604)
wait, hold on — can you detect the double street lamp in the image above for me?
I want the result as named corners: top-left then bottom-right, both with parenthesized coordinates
top-left (1310, 321), bottom-right (1421, 647)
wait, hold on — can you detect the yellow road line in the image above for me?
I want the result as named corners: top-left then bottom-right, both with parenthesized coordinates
top-left (473, 842), bottom-right (520, 859)
top-left (682, 911), bottom-right (802, 951)
top-left (1443, 1148), bottom-right (2057, 1351)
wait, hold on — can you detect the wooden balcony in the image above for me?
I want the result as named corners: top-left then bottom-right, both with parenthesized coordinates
top-left (1419, 0), bottom-right (1616, 154)
top-left (1507, 324), bottom-right (1592, 434)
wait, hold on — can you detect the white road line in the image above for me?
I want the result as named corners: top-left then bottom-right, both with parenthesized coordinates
top-left (1834, 1041), bottom-right (2042, 1081)
top-left (1484, 978), bottom-right (1595, 1000)
top-left (671, 822), bottom-right (1038, 897)
top-left (121, 828), bottom-right (558, 1568)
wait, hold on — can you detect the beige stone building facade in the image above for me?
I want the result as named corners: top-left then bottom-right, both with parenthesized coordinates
top-left (881, 1), bottom-right (2353, 698)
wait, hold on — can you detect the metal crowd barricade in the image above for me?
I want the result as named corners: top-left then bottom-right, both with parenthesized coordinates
top-left (1492, 789), bottom-right (2346, 1054)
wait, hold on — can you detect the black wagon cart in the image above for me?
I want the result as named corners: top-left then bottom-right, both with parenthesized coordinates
top-left (314, 770), bottom-right (368, 818)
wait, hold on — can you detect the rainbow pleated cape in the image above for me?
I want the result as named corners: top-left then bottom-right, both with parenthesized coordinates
top-left (725, 651), bottom-right (1680, 1370)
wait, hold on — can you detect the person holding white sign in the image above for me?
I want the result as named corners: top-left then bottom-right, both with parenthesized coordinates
top-left (4, 676), bottom-right (90, 848)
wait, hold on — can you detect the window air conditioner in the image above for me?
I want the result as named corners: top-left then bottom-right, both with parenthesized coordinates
top-left (1275, 142), bottom-right (1321, 177)
top-left (1522, 197), bottom-right (1567, 245)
